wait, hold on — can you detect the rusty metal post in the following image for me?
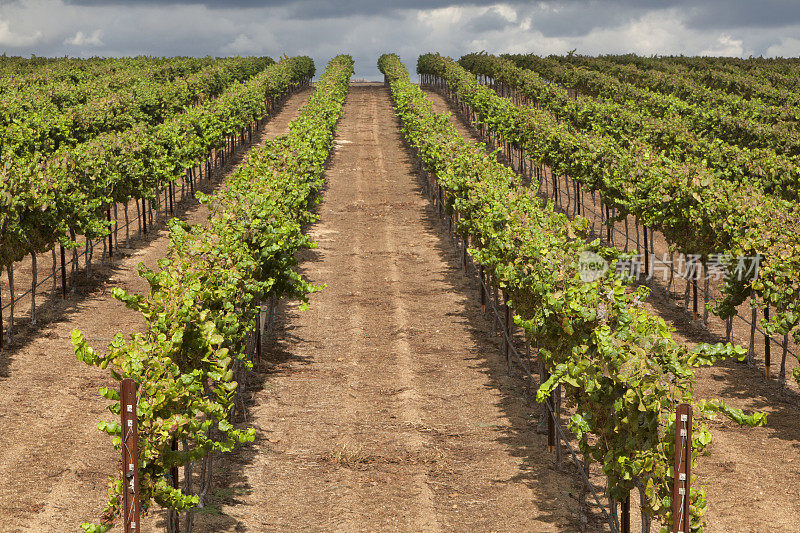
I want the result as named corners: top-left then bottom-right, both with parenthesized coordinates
top-left (121, 379), bottom-right (140, 533)
top-left (673, 403), bottom-right (692, 533)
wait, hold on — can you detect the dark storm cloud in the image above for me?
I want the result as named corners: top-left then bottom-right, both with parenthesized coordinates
top-left (535, 0), bottom-right (800, 31)
top-left (63, 0), bottom-right (504, 18)
top-left (682, 1), bottom-right (800, 30)
top-left (464, 7), bottom-right (515, 33)
top-left (56, 0), bottom-right (800, 35)
top-left (523, 3), bottom-right (646, 38)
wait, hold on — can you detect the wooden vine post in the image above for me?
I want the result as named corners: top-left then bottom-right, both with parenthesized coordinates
top-left (764, 305), bottom-right (771, 379)
top-left (60, 245), bottom-right (67, 299)
top-left (502, 291), bottom-right (511, 369)
top-left (107, 209), bottom-right (114, 261)
top-left (0, 283), bottom-right (4, 351)
top-left (169, 438), bottom-right (180, 531)
top-left (121, 378), bottom-right (140, 533)
top-left (545, 368), bottom-right (555, 452)
top-left (621, 493), bottom-right (631, 533)
top-left (255, 302), bottom-right (263, 366)
top-left (479, 265), bottom-right (486, 313)
top-left (673, 403), bottom-right (692, 533)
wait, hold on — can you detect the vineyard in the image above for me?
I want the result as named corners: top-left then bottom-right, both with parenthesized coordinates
top-left (0, 50), bottom-right (799, 533)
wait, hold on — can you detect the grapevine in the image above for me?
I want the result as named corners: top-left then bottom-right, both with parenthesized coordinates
top-left (380, 53), bottom-right (765, 532)
top-left (72, 54), bottom-right (353, 531)
top-left (417, 53), bottom-right (800, 359)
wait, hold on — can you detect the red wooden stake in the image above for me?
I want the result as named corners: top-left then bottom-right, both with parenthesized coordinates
top-left (673, 403), bottom-right (692, 533)
top-left (121, 379), bottom-right (140, 533)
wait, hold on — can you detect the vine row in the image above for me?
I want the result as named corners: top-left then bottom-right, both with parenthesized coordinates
top-left (417, 53), bottom-right (800, 363)
top-left (1, 57), bottom-right (313, 268)
top-left (379, 53), bottom-right (763, 532)
top-left (506, 53), bottom-right (800, 158)
top-left (72, 54), bottom-right (353, 532)
top-left (460, 52), bottom-right (800, 203)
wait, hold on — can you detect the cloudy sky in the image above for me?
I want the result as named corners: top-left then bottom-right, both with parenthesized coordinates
top-left (2, 0), bottom-right (800, 79)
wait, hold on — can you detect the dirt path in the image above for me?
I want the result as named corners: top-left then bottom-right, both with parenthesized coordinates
top-left (194, 84), bottom-right (582, 532)
top-left (425, 86), bottom-right (800, 532)
top-left (0, 87), bottom-right (312, 533)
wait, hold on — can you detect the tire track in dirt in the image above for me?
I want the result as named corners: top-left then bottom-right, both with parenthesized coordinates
top-left (200, 84), bottom-right (579, 532)
top-left (0, 88), bottom-right (312, 533)
top-left (371, 91), bottom-right (441, 533)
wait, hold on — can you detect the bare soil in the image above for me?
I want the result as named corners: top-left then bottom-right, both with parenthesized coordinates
top-left (189, 84), bottom-right (586, 532)
top-left (0, 87), bottom-right (312, 533)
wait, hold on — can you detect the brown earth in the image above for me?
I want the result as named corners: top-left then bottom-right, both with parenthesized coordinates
top-left (188, 83), bottom-right (588, 532)
top-left (0, 87), bottom-right (312, 533)
top-left (424, 84), bottom-right (800, 532)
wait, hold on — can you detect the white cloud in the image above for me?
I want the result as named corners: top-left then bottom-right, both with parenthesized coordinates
top-left (472, 8), bottom-right (758, 59)
top-left (492, 4), bottom-right (518, 23)
top-left (0, 18), bottom-right (42, 47)
top-left (701, 34), bottom-right (747, 56)
top-left (64, 29), bottom-right (104, 46)
top-left (417, 6), bottom-right (465, 30)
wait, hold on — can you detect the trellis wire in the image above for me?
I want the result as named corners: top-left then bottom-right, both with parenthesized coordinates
top-left (435, 73), bottom-right (797, 370)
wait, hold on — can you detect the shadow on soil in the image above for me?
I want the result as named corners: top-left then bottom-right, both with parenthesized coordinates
top-left (418, 88), bottom-right (612, 531)
top-left (402, 146), bottom-right (607, 532)
top-left (155, 297), bottom-right (316, 532)
top-left (641, 281), bottom-right (800, 450)
top-left (182, 108), bottom-right (331, 532)
top-left (0, 173), bottom-right (223, 378)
